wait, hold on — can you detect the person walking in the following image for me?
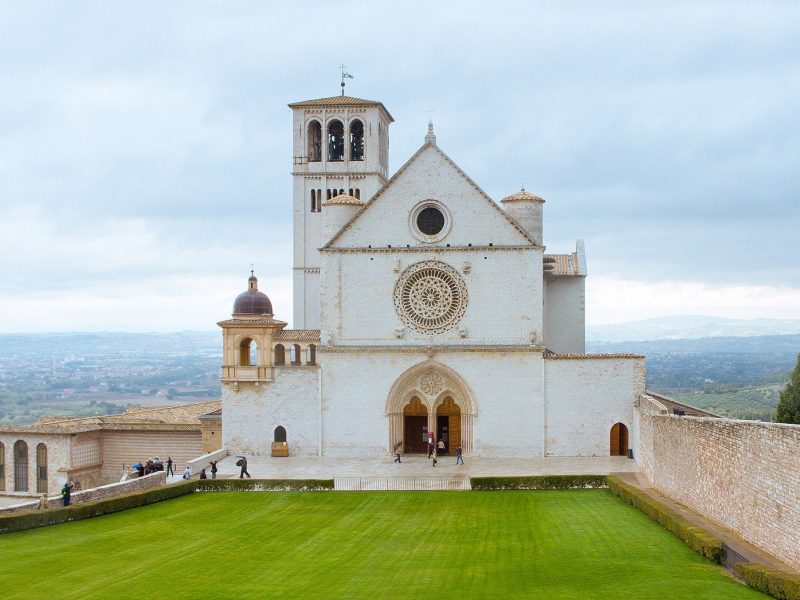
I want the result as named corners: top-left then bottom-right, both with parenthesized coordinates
top-left (61, 480), bottom-right (74, 506)
top-left (199, 468), bottom-right (207, 480)
top-left (455, 444), bottom-right (464, 465)
top-left (210, 460), bottom-right (218, 479)
top-left (431, 454), bottom-right (438, 468)
top-left (238, 456), bottom-right (251, 479)
top-left (166, 456), bottom-right (174, 477)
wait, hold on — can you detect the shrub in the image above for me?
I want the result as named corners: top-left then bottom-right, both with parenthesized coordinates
top-left (607, 475), bottom-right (723, 563)
top-left (736, 563), bottom-right (800, 600)
top-left (0, 481), bottom-right (198, 534)
top-left (196, 479), bottom-right (334, 492)
top-left (471, 475), bottom-right (607, 490)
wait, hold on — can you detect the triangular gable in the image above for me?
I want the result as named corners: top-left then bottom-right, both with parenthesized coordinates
top-left (323, 142), bottom-right (537, 249)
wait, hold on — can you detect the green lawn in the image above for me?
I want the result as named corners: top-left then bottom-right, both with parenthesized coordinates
top-left (0, 490), bottom-right (764, 599)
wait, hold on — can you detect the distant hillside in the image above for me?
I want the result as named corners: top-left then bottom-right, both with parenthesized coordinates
top-left (587, 315), bottom-right (800, 343)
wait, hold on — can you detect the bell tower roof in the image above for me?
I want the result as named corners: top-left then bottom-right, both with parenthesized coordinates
top-left (288, 95), bottom-right (394, 122)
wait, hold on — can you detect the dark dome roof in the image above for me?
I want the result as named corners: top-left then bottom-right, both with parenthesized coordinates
top-left (232, 273), bottom-right (273, 316)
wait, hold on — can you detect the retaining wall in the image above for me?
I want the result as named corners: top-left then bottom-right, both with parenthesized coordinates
top-left (637, 395), bottom-right (800, 571)
top-left (0, 471), bottom-right (166, 514)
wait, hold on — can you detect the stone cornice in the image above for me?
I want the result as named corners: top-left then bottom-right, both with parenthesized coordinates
top-left (320, 344), bottom-right (545, 354)
top-left (292, 171), bottom-right (387, 178)
top-left (217, 318), bottom-right (288, 329)
top-left (543, 351), bottom-right (645, 360)
top-left (321, 245), bottom-right (540, 254)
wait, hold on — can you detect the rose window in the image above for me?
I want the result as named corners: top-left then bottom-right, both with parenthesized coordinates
top-left (394, 261), bottom-right (468, 334)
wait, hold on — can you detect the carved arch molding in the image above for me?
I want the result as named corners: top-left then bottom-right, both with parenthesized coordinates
top-left (386, 363), bottom-right (475, 453)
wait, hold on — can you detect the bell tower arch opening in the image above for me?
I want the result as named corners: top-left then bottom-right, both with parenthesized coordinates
top-left (386, 362), bottom-right (475, 455)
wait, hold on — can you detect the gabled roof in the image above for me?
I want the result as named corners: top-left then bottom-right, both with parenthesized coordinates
top-left (288, 95), bottom-right (394, 122)
top-left (0, 400), bottom-right (222, 434)
top-left (322, 141), bottom-right (539, 249)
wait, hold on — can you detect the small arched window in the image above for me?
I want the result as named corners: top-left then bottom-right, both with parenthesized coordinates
top-left (0, 442), bottom-right (5, 492)
top-left (310, 189), bottom-right (317, 212)
top-left (14, 440), bottom-right (28, 492)
top-left (36, 443), bottom-right (47, 493)
top-left (274, 344), bottom-right (286, 366)
top-left (317, 189), bottom-right (322, 212)
top-left (328, 119), bottom-right (344, 161)
top-left (239, 338), bottom-right (257, 366)
top-left (307, 120), bottom-right (322, 162)
top-left (290, 344), bottom-right (302, 366)
top-left (274, 426), bottom-right (287, 443)
top-left (355, 188), bottom-right (360, 199)
top-left (307, 344), bottom-right (317, 366)
top-left (327, 189), bottom-right (332, 200)
top-left (349, 119), bottom-right (364, 161)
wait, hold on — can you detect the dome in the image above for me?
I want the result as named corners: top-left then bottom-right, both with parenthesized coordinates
top-left (232, 272), bottom-right (273, 316)
top-left (500, 188), bottom-right (544, 203)
top-left (322, 194), bottom-right (364, 207)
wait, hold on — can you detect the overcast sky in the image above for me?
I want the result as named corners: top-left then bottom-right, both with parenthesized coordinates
top-left (1, 1), bottom-right (798, 332)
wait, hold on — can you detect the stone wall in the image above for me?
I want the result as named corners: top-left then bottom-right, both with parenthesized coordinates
top-left (0, 471), bottom-right (166, 514)
top-left (543, 276), bottom-right (585, 354)
top-left (100, 430), bottom-right (203, 483)
top-left (0, 432), bottom-right (69, 497)
top-left (544, 357), bottom-right (644, 456)
top-left (637, 397), bottom-right (800, 571)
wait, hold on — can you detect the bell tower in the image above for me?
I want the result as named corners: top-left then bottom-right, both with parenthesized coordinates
top-left (288, 94), bottom-right (394, 329)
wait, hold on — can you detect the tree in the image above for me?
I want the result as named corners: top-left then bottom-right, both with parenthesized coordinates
top-left (775, 353), bottom-right (800, 424)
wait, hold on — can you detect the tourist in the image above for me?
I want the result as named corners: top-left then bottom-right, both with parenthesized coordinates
top-left (431, 454), bottom-right (437, 467)
top-left (456, 444), bottom-right (464, 465)
top-left (427, 433), bottom-right (434, 458)
top-left (199, 468), bottom-right (207, 480)
top-left (237, 456), bottom-right (251, 479)
top-left (182, 466), bottom-right (192, 480)
top-left (437, 439), bottom-right (445, 456)
top-left (166, 456), bottom-right (174, 477)
top-left (393, 441), bottom-right (402, 463)
top-left (394, 452), bottom-right (401, 463)
top-left (61, 480), bottom-right (74, 506)
top-left (210, 460), bottom-right (218, 479)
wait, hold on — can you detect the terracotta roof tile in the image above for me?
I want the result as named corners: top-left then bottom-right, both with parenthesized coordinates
top-left (544, 253), bottom-right (581, 276)
top-left (275, 329), bottom-right (321, 342)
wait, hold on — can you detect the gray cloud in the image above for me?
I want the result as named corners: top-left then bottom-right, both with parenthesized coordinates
top-left (0, 1), bottom-right (798, 329)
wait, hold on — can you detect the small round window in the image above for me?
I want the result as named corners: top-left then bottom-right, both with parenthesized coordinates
top-left (410, 200), bottom-right (451, 243)
top-left (416, 207), bottom-right (445, 235)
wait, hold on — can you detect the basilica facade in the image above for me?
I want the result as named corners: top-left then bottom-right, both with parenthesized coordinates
top-left (219, 94), bottom-right (644, 458)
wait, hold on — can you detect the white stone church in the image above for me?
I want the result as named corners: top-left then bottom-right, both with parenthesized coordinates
top-left (219, 94), bottom-right (644, 459)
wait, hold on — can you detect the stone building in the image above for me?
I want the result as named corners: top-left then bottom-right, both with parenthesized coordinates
top-left (0, 401), bottom-right (220, 497)
top-left (219, 93), bottom-right (644, 458)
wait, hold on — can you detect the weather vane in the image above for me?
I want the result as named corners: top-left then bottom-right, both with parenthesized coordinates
top-left (339, 64), bottom-right (354, 95)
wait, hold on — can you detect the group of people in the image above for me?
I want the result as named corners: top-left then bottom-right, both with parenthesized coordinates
top-left (393, 438), bottom-right (465, 467)
top-left (133, 457), bottom-right (174, 477)
top-left (184, 460), bottom-right (220, 480)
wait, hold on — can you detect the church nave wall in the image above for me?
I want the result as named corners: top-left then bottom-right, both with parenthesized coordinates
top-left (320, 249), bottom-right (543, 346)
top-left (543, 357), bottom-right (645, 456)
top-left (222, 367), bottom-right (320, 456)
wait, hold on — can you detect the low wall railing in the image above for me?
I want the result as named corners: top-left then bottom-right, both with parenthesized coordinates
top-left (185, 448), bottom-right (229, 477)
top-left (334, 476), bottom-right (471, 491)
top-left (0, 471), bottom-right (167, 514)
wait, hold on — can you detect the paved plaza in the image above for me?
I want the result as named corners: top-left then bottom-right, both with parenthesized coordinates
top-left (211, 454), bottom-right (640, 479)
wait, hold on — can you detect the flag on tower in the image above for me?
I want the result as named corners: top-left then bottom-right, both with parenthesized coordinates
top-left (342, 72), bottom-right (354, 79)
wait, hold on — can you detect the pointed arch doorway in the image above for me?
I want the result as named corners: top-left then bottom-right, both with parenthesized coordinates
top-left (387, 362), bottom-right (475, 455)
top-left (403, 397), bottom-right (428, 454)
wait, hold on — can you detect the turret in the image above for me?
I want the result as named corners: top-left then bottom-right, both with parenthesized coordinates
top-left (322, 193), bottom-right (364, 243)
top-left (500, 188), bottom-right (544, 246)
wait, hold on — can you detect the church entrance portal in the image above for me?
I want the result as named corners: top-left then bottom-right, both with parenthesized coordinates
top-left (388, 363), bottom-right (475, 455)
top-left (403, 397), bottom-right (428, 454)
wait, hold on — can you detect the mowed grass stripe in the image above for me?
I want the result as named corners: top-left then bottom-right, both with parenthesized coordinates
top-left (0, 490), bottom-right (765, 599)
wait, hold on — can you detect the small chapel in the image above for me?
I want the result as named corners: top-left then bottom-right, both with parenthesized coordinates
top-left (218, 93), bottom-right (644, 458)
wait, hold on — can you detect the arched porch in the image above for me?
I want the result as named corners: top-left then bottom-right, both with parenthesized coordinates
top-left (386, 362), bottom-right (475, 454)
